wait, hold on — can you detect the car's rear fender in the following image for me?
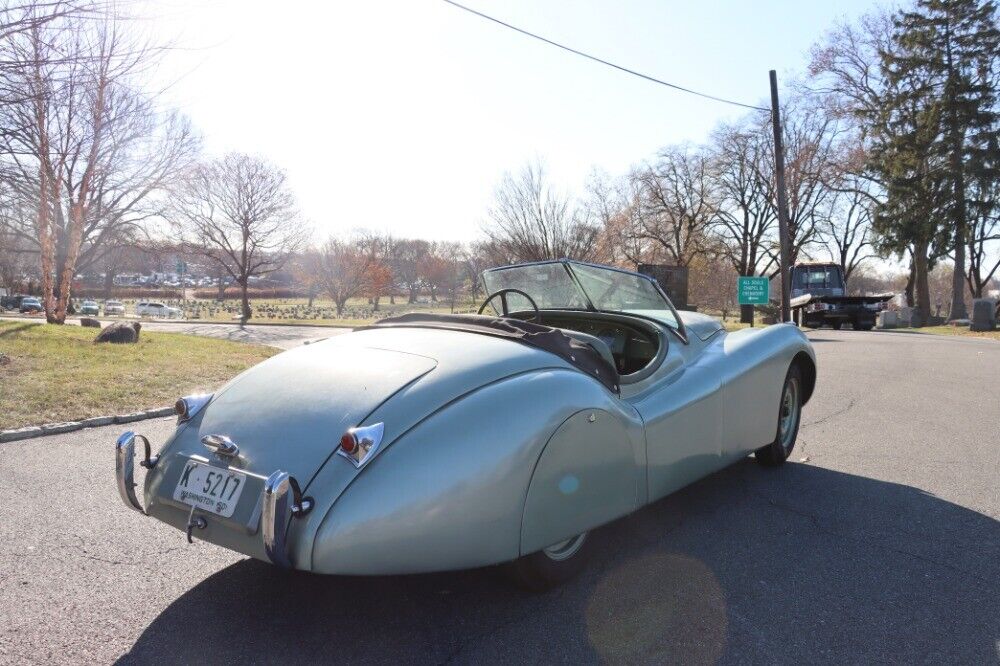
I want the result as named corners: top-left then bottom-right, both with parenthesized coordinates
top-left (302, 369), bottom-right (643, 575)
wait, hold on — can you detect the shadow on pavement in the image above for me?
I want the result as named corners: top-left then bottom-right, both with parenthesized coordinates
top-left (118, 462), bottom-right (1000, 665)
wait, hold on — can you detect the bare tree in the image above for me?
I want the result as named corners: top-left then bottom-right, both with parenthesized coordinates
top-left (967, 166), bottom-right (1000, 298)
top-left (390, 238), bottom-right (429, 303)
top-left (631, 145), bottom-right (716, 266)
top-left (483, 161), bottom-right (600, 263)
top-left (316, 237), bottom-right (373, 317)
top-left (710, 118), bottom-right (778, 278)
top-left (354, 230), bottom-right (394, 310)
top-left (0, 6), bottom-right (199, 323)
top-left (171, 153), bottom-right (307, 322)
top-left (0, 223), bottom-right (33, 291)
top-left (820, 172), bottom-right (876, 282)
top-left (768, 99), bottom-right (839, 268)
top-left (583, 169), bottom-right (645, 266)
top-left (688, 253), bottom-right (739, 319)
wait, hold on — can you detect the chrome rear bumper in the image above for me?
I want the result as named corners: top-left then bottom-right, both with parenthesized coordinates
top-left (115, 431), bottom-right (312, 568)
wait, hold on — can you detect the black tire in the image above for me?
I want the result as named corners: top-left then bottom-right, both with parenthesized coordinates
top-left (831, 322), bottom-right (842, 330)
top-left (755, 365), bottom-right (803, 467)
top-left (503, 532), bottom-right (591, 591)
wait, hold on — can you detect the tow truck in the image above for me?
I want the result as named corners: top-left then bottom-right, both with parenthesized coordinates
top-left (790, 262), bottom-right (893, 331)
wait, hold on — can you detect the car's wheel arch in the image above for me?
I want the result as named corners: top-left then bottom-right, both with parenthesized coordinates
top-left (791, 350), bottom-right (816, 406)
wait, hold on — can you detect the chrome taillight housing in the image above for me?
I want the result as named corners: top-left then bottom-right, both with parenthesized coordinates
top-left (336, 422), bottom-right (385, 468)
top-left (174, 393), bottom-right (214, 424)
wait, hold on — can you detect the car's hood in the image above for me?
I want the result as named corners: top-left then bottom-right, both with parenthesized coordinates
top-left (169, 327), bottom-right (574, 492)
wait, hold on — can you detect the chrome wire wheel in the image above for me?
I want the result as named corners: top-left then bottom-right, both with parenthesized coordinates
top-left (778, 377), bottom-right (800, 452)
top-left (542, 533), bottom-right (588, 562)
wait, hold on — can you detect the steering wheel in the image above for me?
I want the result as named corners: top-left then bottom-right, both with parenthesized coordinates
top-left (478, 288), bottom-right (540, 323)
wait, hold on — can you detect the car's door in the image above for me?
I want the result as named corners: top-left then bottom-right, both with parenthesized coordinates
top-left (626, 332), bottom-right (727, 503)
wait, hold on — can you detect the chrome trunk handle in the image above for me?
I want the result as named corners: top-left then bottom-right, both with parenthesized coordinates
top-left (115, 432), bottom-right (158, 514)
top-left (261, 470), bottom-right (313, 568)
top-left (201, 434), bottom-right (239, 458)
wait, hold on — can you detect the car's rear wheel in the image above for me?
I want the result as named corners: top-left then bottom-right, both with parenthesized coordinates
top-left (831, 322), bottom-right (842, 330)
top-left (504, 532), bottom-right (590, 591)
top-left (755, 365), bottom-right (802, 467)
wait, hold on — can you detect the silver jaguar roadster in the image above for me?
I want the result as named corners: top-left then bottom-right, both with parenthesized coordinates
top-left (115, 260), bottom-right (815, 589)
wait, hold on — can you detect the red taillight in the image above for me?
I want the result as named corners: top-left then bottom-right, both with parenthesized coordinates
top-left (340, 432), bottom-right (358, 454)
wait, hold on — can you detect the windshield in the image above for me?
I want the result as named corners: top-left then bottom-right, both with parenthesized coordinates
top-left (482, 260), bottom-right (684, 335)
top-left (481, 262), bottom-right (589, 311)
top-left (571, 263), bottom-right (669, 311)
top-left (794, 266), bottom-right (842, 290)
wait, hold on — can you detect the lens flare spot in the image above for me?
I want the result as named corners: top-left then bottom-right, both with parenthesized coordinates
top-left (558, 474), bottom-right (580, 495)
top-left (586, 553), bottom-right (727, 664)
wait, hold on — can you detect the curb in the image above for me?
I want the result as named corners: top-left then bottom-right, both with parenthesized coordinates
top-left (0, 406), bottom-right (176, 443)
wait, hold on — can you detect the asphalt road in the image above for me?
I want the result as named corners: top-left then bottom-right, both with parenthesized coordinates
top-left (1, 329), bottom-right (998, 665)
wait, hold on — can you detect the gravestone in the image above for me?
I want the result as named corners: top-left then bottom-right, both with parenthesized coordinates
top-left (878, 311), bottom-right (898, 329)
top-left (636, 264), bottom-right (689, 310)
top-left (971, 298), bottom-right (998, 332)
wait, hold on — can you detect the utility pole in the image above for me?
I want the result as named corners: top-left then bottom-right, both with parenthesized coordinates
top-left (769, 70), bottom-right (793, 324)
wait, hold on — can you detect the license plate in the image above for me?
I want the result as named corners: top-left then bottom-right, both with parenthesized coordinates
top-left (173, 461), bottom-right (246, 518)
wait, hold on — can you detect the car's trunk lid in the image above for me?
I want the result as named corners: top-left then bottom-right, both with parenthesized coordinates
top-left (173, 345), bottom-right (437, 485)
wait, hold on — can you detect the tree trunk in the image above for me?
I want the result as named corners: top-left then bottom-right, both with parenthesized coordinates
top-left (335, 299), bottom-right (345, 317)
top-left (949, 223), bottom-right (967, 319)
top-left (373, 295), bottom-right (380, 312)
top-left (408, 286), bottom-right (418, 304)
top-left (104, 270), bottom-right (115, 299)
top-left (240, 279), bottom-right (251, 325)
top-left (904, 257), bottom-right (916, 308)
top-left (913, 242), bottom-right (931, 327)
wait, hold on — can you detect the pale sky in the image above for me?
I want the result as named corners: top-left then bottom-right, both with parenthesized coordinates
top-left (147, 0), bottom-right (883, 243)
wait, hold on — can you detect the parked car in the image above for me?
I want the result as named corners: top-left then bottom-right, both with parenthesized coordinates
top-left (136, 301), bottom-right (181, 319)
top-left (1, 294), bottom-right (25, 311)
top-left (79, 300), bottom-right (100, 316)
top-left (104, 300), bottom-right (126, 316)
top-left (115, 260), bottom-right (816, 589)
top-left (19, 297), bottom-right (43, 313)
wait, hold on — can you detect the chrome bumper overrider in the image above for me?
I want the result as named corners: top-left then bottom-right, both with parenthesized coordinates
top-left (262, 471), bottom-right (313, 568)
top-left (115, 431), bottom-right (312, 568)
top-left (115, 431), bottom-right (157, 513)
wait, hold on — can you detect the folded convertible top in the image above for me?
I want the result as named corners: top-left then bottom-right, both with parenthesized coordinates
top-left (366, 313), bottom-right (621, 394)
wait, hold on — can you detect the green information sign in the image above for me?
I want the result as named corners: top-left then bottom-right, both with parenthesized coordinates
top-left (737, 276), bottom-right (769, 305)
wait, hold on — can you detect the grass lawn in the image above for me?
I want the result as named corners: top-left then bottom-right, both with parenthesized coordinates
top-left (0, 320), bottom-right (277, 430)
top-left (903, 325), bottom-right (1000, 341)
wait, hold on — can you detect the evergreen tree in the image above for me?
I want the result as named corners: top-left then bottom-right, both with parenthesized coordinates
top-left (880, 0), bottom-right (1000, 320)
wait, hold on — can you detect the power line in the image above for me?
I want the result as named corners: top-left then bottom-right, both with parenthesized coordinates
top-left (441, 0), bottom-right (769, 112)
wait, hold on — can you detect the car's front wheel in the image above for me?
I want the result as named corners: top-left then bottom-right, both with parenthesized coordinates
top-left (504, 532), bottom-right (591, 591)
top-left (755, 364), bottom-right (802, 467)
